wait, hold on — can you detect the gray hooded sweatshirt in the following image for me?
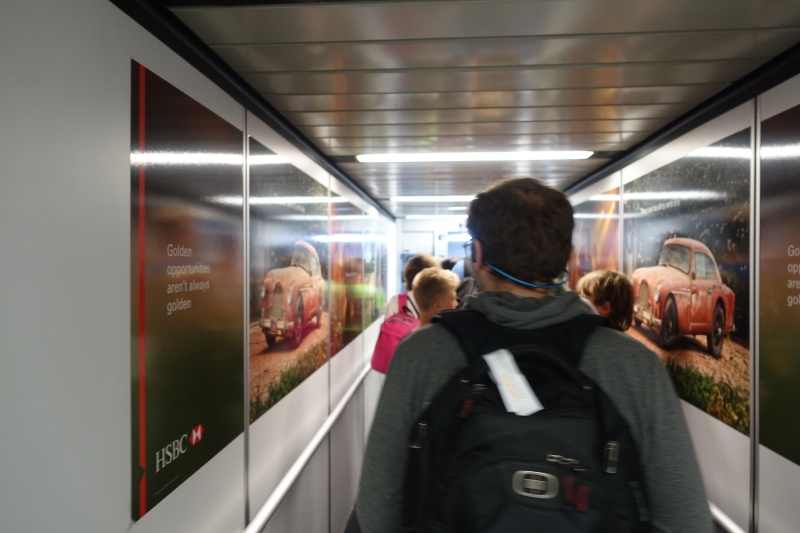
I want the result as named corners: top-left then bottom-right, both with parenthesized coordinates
top-left (356, 290), bottom-right (712, 533)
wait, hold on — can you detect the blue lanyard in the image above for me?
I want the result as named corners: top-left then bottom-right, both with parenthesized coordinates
top-left (483, 262), bottom-right (566, 290)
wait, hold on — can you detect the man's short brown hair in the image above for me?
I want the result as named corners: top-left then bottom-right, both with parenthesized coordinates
top-left (467, 177), bottom-right (574, 283)
top-left (412, 267), bottom-right (459, 313)
top-left (403, 253), bottom-right (439, 291)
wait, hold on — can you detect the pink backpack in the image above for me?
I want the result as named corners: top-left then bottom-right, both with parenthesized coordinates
top-left (371, 293), bottom-right (419, 373)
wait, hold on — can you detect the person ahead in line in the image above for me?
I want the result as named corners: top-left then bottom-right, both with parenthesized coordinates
top-left (354, 177), bottom-right (712, 533)
top-left (384, 253), bottom-right (439, 319)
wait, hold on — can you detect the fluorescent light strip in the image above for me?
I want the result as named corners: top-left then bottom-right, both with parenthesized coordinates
top-left (275, 215), bottom-right (373, 222)
top-left (314, 234), bottom-right (388, 244)
top-left (250, 196), bottom-right (348, 205)
top-left (130, 151), bottom-right (242, 166)
top-left (688, 147), bottom-right (751, 159)
top-left (590, 191), bottom-right (724, 202)
top-left (357, 151), bottom-right (592, 163)
top-left (130, 152), bottom-right (289, 166)
top-left (574, 213), bottom-right (619, 220)
top-left (404, 215), bottom-right (468, 220)
top-left (391, 195), bottom-right (475, 203)
top-left (762, 145), bottom-right (800, 159)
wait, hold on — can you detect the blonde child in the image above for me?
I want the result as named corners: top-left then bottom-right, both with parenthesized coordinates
top-left (412, 267), bottom-right (460, 327)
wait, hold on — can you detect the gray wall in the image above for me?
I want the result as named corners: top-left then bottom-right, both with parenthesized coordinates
top-left (0, 1), bottom-right (386, 531)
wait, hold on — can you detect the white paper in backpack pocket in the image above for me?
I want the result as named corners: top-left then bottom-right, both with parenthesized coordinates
top-left (483, 349), bottom-right (543, 416)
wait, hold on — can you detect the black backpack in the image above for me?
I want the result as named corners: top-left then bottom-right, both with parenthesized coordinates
top-left (402, 310), bottom-right (651, 533)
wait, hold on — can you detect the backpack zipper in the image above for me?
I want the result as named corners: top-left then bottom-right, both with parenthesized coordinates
top-left (409, 421), bottom-right (428, 449)
top-left (604, 441), bottom-right (620, 474)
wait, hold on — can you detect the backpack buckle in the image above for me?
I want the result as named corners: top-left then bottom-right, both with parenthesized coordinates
top-left (511, 471), bottom-right (559, 499)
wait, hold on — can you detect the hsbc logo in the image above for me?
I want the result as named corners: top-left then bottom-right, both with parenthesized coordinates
top-left (154, 424), bottom-right (204, 473)
top-left (190, 424), bottom-right (204, 445)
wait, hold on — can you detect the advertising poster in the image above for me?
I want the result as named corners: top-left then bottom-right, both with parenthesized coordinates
top-left (363, 214), bottom-right (388, 328)
top-left (760, 102), bottom-right (800, 466)
top-left (247, 138), bottom-right (330, 422)
top-left (569, 188), bottom-right (620, 289)
top-left (130, 62), bottom-right (244, 518)
top-left (330, 200), bottom-right (365, 356)
top-left (623, 129), bottom-right (751, 435)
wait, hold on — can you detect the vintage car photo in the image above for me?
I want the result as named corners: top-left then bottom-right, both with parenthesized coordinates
top-left (632, 238), bottom-right (735, 357)
top-left (259, 241), bottom-right (325, 348)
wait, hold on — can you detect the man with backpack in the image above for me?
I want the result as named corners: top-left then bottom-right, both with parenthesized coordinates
top-left (354, 177), bottom-right (712, 532)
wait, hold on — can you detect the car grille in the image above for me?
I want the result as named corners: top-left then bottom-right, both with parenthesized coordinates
top-left (638, 283), bottom-right (650, 310)
top-left (268, 286), bottom-right (286, 319)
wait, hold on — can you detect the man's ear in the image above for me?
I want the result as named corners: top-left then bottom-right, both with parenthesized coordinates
top-left (600, 301), bottom-right (611, 316)
top-left (472, 239), bottom-right (489, 278)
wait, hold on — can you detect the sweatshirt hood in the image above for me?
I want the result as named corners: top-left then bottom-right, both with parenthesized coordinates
top-left (465, 290), bottom-right (591, 330)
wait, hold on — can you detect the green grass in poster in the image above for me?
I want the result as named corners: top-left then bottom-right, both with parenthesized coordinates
top-left (249, 339), bottom-right (328, 423)
top-left (666, 361), bottom-right (750, 435)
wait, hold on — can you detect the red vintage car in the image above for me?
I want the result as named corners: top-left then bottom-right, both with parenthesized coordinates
top-left (631, 238), bottom-right (735, 358)
top-left (259, 241), bottom-right (325, 348)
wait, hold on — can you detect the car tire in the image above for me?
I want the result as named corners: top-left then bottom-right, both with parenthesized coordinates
top-left (265, 333), bottom-right (277, 347)
top-left (660, 296), bottom-right (678, 349)
top-left (707, 303), bottom-right (725, 359)
top-left (291, 300), bottom-right (304, 349)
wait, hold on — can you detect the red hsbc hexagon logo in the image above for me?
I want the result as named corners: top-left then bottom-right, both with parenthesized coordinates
top-left (190, 424), bottom-right (204, 445)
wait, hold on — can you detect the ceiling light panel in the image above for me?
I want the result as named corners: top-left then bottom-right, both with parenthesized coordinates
top-left (357, 151), bottom-right (593, 163)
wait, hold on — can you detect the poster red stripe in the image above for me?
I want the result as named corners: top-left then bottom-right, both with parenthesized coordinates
top-left (138, 63), bottom-right (147, 517)
top-left (139, 474), bottom-right (147, 518)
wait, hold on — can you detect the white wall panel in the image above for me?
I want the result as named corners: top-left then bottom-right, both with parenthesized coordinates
top-left (0, 0), bottom-right (246, 531)
top-left (760, 69), bottom-right (800, 121)
top-left (262, 440), bottom-right (330, 533)
top-left (331, 337), bottom-right (365, 408)
top-left (330, 391), bottom-right (365, 533)
top-left (248, 363), bottom-right (329, 517)
top-left (758, 445), bottom-right (800, 533)
top-left (682, 403), bottom-right (750, 530)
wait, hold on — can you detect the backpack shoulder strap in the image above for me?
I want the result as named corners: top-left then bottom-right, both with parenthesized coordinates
top-left (398, 292), bottom-right (420, 317)
top-left (433, 309), bottom-right (610, 366)
top-left (431, 309), bottom-right (490, 363)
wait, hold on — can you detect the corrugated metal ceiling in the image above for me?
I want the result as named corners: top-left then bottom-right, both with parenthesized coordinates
top-left (167, 0), bottom-right (800, 216)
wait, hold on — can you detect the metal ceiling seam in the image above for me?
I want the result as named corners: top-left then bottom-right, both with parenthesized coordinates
top-left (564, 39), bottom-right (800, 195)
top-left (233, 58), bottom-right (767, 76)
top-left (256, 83), bottom-right (729, 97)
top-left (201, 27), bottom-right (800, 48)
top-left (107, 0), bottom-right (394, 221)
top-left (253, 83), bottom-right (738, 97)
top-left (279, 105), bottom-right (703, 114)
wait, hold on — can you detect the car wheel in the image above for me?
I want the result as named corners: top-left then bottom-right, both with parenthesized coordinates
top-left (265, 333), bottom-right (277, 347)
top-left (291, 300), bottom-right (304, 349)
top-left (707, 303), bottom-right (725, 359)
top-left (660, 296), bottom-right (678, 349)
